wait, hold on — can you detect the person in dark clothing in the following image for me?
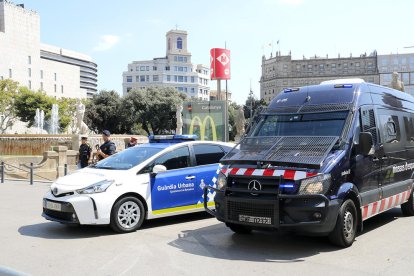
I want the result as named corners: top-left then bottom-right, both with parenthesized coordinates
top-left (97, 130), bottom-right (116, 161)
top-left (78, 136), bottom-right (92, 168)
top-left (126, 136), bottom-right (137, 148)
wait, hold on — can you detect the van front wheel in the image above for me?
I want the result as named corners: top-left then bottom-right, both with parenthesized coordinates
top-left (401, 189), bottom-right (414, 216)
top-left (329, 199), bottom-right (357, 247)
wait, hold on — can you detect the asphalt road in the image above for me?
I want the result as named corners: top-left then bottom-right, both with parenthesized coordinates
top-left (1, 180), bottom-right (414, 276)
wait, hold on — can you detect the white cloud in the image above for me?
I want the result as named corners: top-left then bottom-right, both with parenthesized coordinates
top-left (93, 35), bottom-right (120, 52)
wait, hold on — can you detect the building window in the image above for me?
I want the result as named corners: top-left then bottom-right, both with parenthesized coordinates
top-left (153, 66), bottom-right (157, 71)
top-left (61, 85), bottom-right (64, 94)
top-left (40, 70), bottom-right (43, 79)
top-left (28, 56), bottom-right (31, 64)
top-left (28, 68), bottom-right (31, 77)
top-left (146, 75), bottom-right (149, 82)
top-left (174, 76), bottom-right (178, 82)
top-left (28, 80), bottom-right (31, 89)
top-left (355, 62), bottom-right (360, 67)
top-left (126, 76), bottom-right (132, 82)
top-left (191, 88), bottom-right (195, 93)
top-left (140, 75), bottom-right (145, 82)
top-left (177, 37), bottom-right (183, 49)
top-left (319, 64), bottom-right (324, 69)
top-left (54, 84), bottom-right (57, 92)
top-left (191, 76), bottom-right (195, 83)
top-left (165, 66), bottom-right (170, 71)
top-left (368, 62), bottom-right (373, 68)
top-left (153, 75), bottom-right (159, 82)
top-left (140, 66), bottom-right (146, 71)
top-left (9, 69), bottom-right (12, 78)
top-left (127, 87), bottom-right (132, 93)
top-left (146, 66), bottom-right (150, 71)
top-left (54, 73), bottom-right (57, 81)
top-left (167, 75), bottom-right (171, 81)
top-left (40, 82), bottom-right (43, 90)
top-left (178, 76), bottom-right (184, 82)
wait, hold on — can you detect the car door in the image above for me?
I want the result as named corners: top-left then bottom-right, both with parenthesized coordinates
top-left (150, 146), bottom-right (196, 214)
top-left (353, 106), bottom-right (383, 207)
top-left (190, 144), bottom-right (229, 207)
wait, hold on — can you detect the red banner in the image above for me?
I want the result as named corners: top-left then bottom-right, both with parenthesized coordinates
top-left (210, 48), bottom-right (231, 80)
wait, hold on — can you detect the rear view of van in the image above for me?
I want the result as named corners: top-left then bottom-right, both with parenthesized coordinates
top-left (204, 79), bottom-right (414, 247)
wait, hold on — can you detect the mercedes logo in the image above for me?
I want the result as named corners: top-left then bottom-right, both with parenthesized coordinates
top-left (248, 180), bottom-right (262, 195)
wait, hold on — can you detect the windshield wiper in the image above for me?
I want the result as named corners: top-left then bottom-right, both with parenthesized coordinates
top-left (95, 166), bottom-right (117, 170)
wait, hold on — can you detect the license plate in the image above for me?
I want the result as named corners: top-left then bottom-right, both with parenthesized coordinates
top-left (238, 214), bottom-right (272, 225)
top-left (45, 201), bottom-right (62, 211)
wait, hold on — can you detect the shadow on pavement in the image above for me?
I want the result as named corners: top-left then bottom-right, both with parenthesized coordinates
top-left (18, 222), bottom-right (114, 239)
top-left (169, 208), bottom-right (408, 262)
top-left (18, 212), bottom-right (213, 239)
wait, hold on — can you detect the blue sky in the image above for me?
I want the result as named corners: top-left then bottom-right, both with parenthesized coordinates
top-left (22, 0), bottom-right (414, 104)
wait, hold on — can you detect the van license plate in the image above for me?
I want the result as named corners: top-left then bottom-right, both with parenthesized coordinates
top-left (239, 215), bottom-right (271, 225)
top-left (46, 201), bottom-right (62, 211)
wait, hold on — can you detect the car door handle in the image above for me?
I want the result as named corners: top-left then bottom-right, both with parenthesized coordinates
top-left (185, 176), bottom-right (196, 180)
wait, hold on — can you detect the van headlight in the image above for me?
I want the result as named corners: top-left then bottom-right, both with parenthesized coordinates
top-left (76, 180), bottom-right (114, 194)
top-left (299, 174), bottom-right (331, 195)
top-left (217, 172), bottom-right (227, 190)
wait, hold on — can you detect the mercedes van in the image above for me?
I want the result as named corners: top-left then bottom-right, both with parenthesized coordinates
top-left (205, 79), bottom-right (414, 247)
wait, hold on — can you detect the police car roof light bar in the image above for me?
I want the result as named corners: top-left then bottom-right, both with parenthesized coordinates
top-left (148, 134), bottom-right (198, 143)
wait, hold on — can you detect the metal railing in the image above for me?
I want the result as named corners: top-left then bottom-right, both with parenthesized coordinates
top-left (0, 161), bottom-right (69, 185)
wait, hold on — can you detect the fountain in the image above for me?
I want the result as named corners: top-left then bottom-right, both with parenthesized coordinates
top-left (49, 104), bottom-right (59, 134)
top-left (34, 108), bottom-right (45, 134)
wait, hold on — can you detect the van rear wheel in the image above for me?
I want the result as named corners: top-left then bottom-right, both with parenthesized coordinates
top-left (226, 223), bottom-right (252, 234)
top-left (401, 189), bottom-right (414, 216)
top-left (329, 199), bottom-right (357, 247)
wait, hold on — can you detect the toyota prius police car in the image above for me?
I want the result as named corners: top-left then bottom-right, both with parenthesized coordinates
top-left (42, 135), bottom-right (234, 233)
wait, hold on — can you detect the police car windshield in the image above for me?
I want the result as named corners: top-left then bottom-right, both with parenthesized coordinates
top-left (94, 147), bottom-right (163, 170)
top-left (252, 111), bottom-right (348, 137)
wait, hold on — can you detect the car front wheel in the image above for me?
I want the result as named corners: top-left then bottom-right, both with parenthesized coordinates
top-left (110, 196), bottom-right (145, 233)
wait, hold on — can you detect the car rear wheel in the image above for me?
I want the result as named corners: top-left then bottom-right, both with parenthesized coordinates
top-left (401, 189), bottom-right (414, 216)
top-left (226, 223), bottom-right (252, 234)
top-left (329, 199), bottom-right (357, 247)
top-left (110, 196), bottom-right (145, 233)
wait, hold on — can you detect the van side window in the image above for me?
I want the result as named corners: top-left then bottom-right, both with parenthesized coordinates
top-left (403, 116), bottom-right (414, 143)
top-left (379, 115), bottom-right (400, 143)
top-left (361, 109), bottom-right (378, 144)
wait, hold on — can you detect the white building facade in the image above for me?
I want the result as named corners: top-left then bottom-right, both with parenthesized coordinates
top-left (0, 1), bottom-right (97, 98)
top-left (122, 30), bottom-right (210, 100)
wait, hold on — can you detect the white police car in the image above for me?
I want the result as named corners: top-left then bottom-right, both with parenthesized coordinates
top-left (42, 135), bottom-right (235, 233)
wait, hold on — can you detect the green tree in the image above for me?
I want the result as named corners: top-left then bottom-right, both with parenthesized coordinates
top-left (244, 96), bottom-right (266, 121)
top-left (57, 97), bottom-right (80, 132)
top-left (228, 102), bottom-right (241, 141)
top-left (84, 90), bottom-right (127, 134)
top-left (0, 79), bottom-right (19, 133)
top-left (14, 87), bottom-right (56, 128)
top-left (122, 87), bottom-right (186, 135)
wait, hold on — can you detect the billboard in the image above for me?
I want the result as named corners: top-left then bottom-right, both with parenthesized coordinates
top-left (182, 101), bottom-right (225, 141)
top-left (210, 48), bottom-right (231, 80)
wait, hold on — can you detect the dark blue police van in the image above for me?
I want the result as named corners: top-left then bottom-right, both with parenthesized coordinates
top-left (204, 79), bottom-right (414, 247)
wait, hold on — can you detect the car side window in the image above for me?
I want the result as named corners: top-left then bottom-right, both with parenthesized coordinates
top-left (193, 144), bottom-right (225, 166)
top-left (154, 146), bottom-right (191, 170)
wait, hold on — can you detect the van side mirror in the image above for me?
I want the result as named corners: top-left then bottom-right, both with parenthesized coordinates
top-left (152, 164), bottom-right (167, 175)
top-left (358, 132), bottom-right (373, 156)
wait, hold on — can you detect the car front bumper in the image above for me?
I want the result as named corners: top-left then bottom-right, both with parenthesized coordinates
top-left (204, 186), bottom-right (340, 235)
top-left (42, 191), bottom-right (111, 225)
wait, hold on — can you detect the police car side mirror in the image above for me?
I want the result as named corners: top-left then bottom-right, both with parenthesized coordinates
top-left (358, 132), bottom-right (373, 156)
top-left (152, 164), bottom-right (167, 175)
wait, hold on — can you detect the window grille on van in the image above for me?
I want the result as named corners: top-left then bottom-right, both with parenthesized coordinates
top-left (221, 136), bottom-right (338, 168)
top-left (361, 109), bottom-right (377, 144)
top-left (262, 103), bottom-right (351, 115)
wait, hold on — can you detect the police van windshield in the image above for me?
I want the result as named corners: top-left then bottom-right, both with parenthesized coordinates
top-left (94, 147), bottom-right (163, 170)
top-left (251, 111), bottom-right (348, 137)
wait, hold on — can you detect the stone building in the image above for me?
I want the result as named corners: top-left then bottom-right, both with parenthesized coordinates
top-left (122, 29), bottom-right (210, 100)
top-left (260, 51), bottom-right (379, 103)
top-left (0, 1), bottom-right (97, 98)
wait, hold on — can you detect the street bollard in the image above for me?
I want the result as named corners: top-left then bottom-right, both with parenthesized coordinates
top-left (1, 161), bottom-right (4, 183)
top-left (30, 162), bottom-right (33, 185)
top-left (64, 164), bottom-right (68, 176)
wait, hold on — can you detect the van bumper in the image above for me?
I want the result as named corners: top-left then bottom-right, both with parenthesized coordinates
top-left (204, 187), bottom-right (340, 235)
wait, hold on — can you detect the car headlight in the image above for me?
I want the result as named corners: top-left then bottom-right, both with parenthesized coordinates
top-left (298, 174), bottom-right (331, 195)
top-left (217, 172), bottom-right (227, 190)
top-left (76, 180), bottom-right (114, 194)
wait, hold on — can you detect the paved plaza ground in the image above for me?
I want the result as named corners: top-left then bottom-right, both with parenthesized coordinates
top-left (1, 180), bottom-right (414, 275)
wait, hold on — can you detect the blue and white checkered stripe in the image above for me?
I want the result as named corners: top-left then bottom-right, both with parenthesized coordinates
top-left (197, 165), bottom-right (221, 205)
